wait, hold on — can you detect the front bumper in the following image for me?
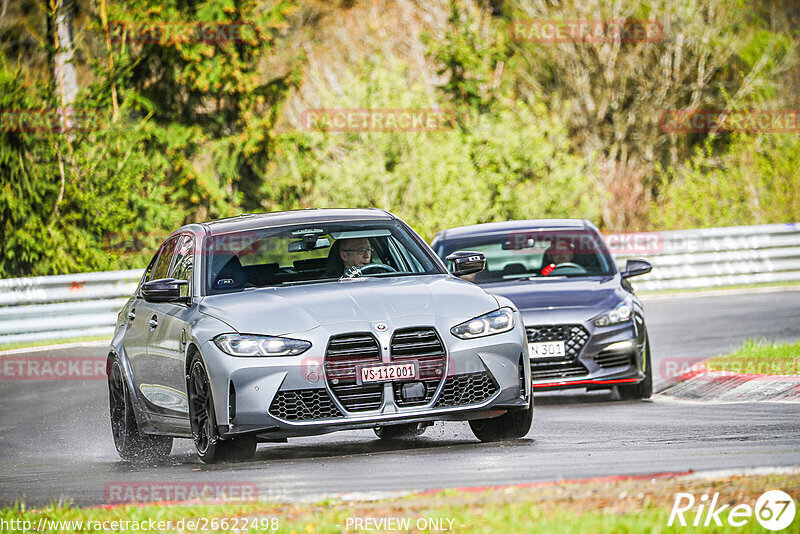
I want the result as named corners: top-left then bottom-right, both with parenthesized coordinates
top-left (200, 318), bottom-right (530, 439)
top-left (528, 319), bottom-right (645, 391)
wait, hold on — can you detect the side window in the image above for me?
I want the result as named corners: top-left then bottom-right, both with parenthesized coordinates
top-left (137, 254), bottom-right (158, 296)
top-left (151, 236), bottom-right (179, 281)
top-left (169, 235), bottom-right (195, 298)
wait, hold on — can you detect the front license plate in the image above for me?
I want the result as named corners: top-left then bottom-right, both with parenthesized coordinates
top-left (358, 363), bottom-right (417, 384)
top-left (528, 341), bottom-right (566, 358)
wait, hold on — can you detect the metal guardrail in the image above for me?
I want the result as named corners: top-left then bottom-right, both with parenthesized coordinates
top-left (609, 223), bottom-right (800, 291)
top-left (0, 223), bottom-right (798, 345)
top-left (0, 270), bottom-right (143, 344)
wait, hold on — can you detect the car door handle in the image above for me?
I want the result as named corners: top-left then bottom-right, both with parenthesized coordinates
top-left (148, 316), bottom-right (158, 330)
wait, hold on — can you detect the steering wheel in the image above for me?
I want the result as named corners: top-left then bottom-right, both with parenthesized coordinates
top-left (359, 263), bottom-right (397, 274)
top-left (548, 262), bottom-right (586, 274)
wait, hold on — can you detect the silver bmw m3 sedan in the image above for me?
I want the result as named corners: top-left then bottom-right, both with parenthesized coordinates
top-left (107, 209), bottom-right (532, 463)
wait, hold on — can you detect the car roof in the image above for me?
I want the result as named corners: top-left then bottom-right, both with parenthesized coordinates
top-left (433, 219), bottom-right (593, 242)
top-left (175, 208), bottom-right (396, 236)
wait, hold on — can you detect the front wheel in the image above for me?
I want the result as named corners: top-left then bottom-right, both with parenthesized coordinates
top-left (108, 358), bottom-right (172, 462)
top-left (188, 356), bottom-right (257, 463)
top-left (469, 395), bottom-right (533, 442)
top-left (618, 336), bottom-right (653, 400)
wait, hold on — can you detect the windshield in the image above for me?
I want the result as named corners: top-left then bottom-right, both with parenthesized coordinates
top-left (204, 220), bottom-right (442, 294)
top-left (435, 228), bottom-right (616, 284)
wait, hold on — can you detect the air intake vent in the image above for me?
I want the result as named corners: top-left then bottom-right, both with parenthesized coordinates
top-left (269, 389), bottom-right (344, 420)
top-left (530, 361), bottom-right (589, 381)
top-left (390, 327), bottom-right (446, 406)
top-left (434, 372), bottom-right (498, 407)
top-left (324, 333), bottom-right (383, 412)
top-left (595, 351), bottom-right (635, 369)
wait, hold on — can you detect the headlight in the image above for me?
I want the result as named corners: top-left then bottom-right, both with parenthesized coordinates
top-left (593, 301), bottom-right (632, 327)
top-left (451, 307), bottom-right (515, 339)
top-left (214, 334), bottom-right (311, 357)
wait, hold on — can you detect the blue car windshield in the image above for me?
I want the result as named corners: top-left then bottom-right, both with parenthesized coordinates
top-left (205, 221), bottom-right (442, 294)
top-left (436, 229), bottom-right (616, 283)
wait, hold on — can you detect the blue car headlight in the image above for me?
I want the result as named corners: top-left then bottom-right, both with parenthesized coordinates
top-left (451, 307), bottom-right (515, 339)
top-left (593, 301), bottom-right (632, 327)
top-left (214, 334), bottom-right (311, 357)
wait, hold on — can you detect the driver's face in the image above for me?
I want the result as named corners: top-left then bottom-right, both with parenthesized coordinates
top-left (340, 238), bottom-right (372, 269)
top-left (551, 245), bottom-right (574, 264)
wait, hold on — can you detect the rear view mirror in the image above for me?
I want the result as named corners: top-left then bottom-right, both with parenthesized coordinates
top-left (141, 278), bottom-right (189, 303)
top-left (445, 251), bottom-right (486, 278)
top-left (288, 237), bottom-right (331, 253)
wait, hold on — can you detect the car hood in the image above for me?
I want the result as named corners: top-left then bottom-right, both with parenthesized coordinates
top-left (481, 277), bottom-right (623, 323)
top-left (198, 274), bottom-right (500, 336)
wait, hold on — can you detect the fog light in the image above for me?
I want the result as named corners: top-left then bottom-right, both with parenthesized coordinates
top-left (401, 382), bottom-right (426, 400)
top-left (603, 340), bottom-right (635, 352)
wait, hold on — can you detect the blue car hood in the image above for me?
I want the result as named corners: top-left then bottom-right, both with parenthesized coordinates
top-left (481, 277), bottom-right (623, 324)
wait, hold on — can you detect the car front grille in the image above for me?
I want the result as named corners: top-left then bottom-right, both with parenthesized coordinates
top-left (268, 389), bottom-right (344, 421)
top-left (526, 324), bottom-right (590, 357)
top-left (390, 327), bottom-right (446, 406)
top-left (595, 351), bottom-right (635, 369)
top-left (527, 324), bottom-right (591, 381)
top-left (324, 333), bottom-right (383, 412)
top-left (434, 372), bottom-right (498, 407)
top-left (530, 361), bottom-right (589, 381)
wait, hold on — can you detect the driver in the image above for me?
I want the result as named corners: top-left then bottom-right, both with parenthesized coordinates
top-left (339, 237), bottom-right (373, 277)
top-left (549, 241), bottom-right (574, 264)
top-left (541, 240), bottom-right (575, 275)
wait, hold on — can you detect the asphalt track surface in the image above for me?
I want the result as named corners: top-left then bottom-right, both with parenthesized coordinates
top-left (1, 289), bottom-right (799, 507)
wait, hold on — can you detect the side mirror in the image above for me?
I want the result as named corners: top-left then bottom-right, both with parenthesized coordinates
top-left (445, 251), bottom-right (486, 278)
top-left (141, 278), bottom-right (189, 303)
top-left (621, 259), bottom-right (652, 279)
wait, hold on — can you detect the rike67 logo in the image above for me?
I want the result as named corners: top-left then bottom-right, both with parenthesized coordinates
top-left (669, 490), bottom-right (796, 530)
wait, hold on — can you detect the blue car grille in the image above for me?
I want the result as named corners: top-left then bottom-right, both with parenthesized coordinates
top-left (526, 324), bottom-right (590, 381)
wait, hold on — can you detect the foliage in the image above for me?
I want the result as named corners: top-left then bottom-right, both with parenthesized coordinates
top-left (0, 65), bottom-right (184, 276)
top-left (650, 134), bottom-right (800, 230)
top-left (0, 0), bottom-right (303, 277)
top-left (0, 0), bottom-right (798, 277)
top-left (268, 60), bottom-right (598, 241)
top-left (503, 0), bottom-right (798, 230)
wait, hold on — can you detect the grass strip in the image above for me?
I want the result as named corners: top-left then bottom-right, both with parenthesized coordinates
top-left (706, 339), bottom-right (800, 375)
top-left (1, 472), bottom-right (798, 533)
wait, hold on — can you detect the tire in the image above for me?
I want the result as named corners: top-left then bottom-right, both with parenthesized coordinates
top-left (374, 423), bottom-right (427, 440)
top-left (188, 356), bottom-right (257, 463)
top-left (618, 336), bottom-right (653, 400)
top-left (469, 395), bottom-right (533, 442)
top-left (108, 358), bottom-right (172, 462)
